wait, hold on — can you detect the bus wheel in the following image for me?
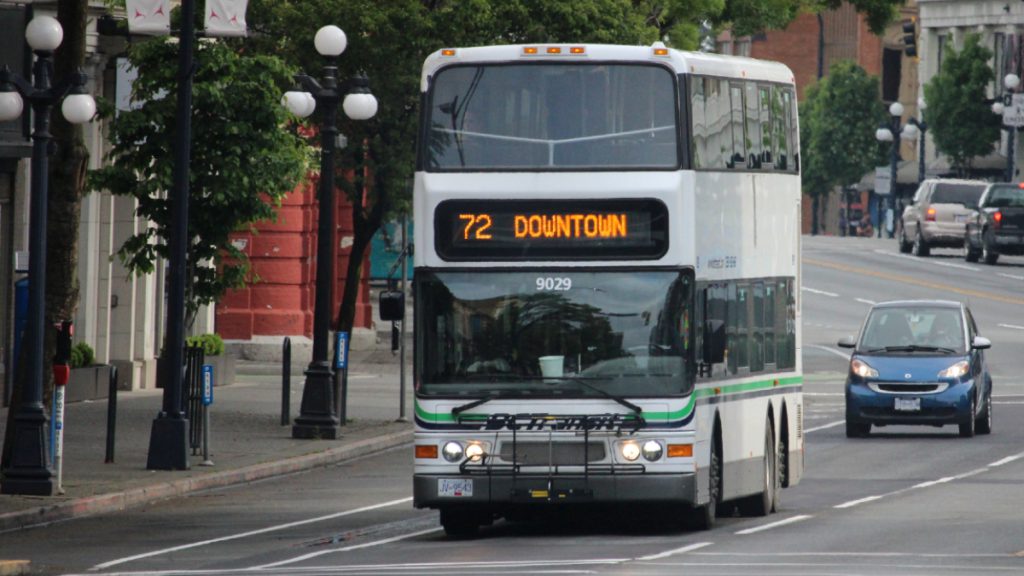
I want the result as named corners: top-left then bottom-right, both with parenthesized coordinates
top-left (440, 508), bottom-right (480, 538)
top-left (737, 420), bottom-right (776, 517)
top-left (688, 432), bottom-right (720, 530)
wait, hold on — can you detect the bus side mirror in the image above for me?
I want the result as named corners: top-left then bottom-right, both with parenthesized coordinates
top-left (703, 319), bottom-right (726, 364)
top-left (379, 290), bottom-right (405, 322)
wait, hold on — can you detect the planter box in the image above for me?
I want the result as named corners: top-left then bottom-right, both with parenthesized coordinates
top-left (204, 354), bottom-right (236, 387)
top-left (67, 364), bottom-right (114, 402)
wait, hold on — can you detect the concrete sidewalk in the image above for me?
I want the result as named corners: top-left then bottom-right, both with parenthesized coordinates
top-left (0, 348), bottom-right (414, 534)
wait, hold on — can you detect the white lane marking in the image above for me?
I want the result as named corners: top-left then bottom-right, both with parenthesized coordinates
top-left (254, 528), bottom-right (443, 569)
top-left (804, 420), bottom-right (844, 433)
top-left (873, 249), bottom-right (981, 272)
top-left (834, 495), bottom-right (884, 509)
top-left (806, 344), bottom-right (851, 360)
top-left (259, 553), bottom-right (627, 572)
top-left (90, 497), bottom-right (413, 570)
top-left (912, 476), bottom-right (955, 489)
top-left (990, 453), bottom-right (1024, 467)
top-left (635, 542), bottom-right (713, 561)
top-left (998, 273), bottom-right (1024, 280)
top-left (803, 392), bottom-right (844, 397)
top-left (855, 298), bottom-right (876, 305)
top-left (734, 515), bottom-right (812, 535)
top-left (801, 287), bottom-right (839, 297)
top-left (998, 323), bottom-right (1024, 330)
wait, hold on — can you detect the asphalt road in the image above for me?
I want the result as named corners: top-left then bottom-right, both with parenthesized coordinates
top-left (4, 235), bottom-right (1024, 576)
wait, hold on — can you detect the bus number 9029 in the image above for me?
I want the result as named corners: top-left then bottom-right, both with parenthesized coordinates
top-left (536, 277), bottom-right (572, 291)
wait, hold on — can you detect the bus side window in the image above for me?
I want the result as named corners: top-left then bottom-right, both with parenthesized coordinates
top-left (744, 81), bottom-right (761, 168)
top-left (786, 88), bottom-right (799, 173)
top-left (758, 84), bottom-right (772, 168)
top-left (706, 78), bottom-right (728, 169)
top-left (689, 75), bottom-right (707, 169)
top-left (728, 83), bottom-right (746, 168)
top-left (701, 284), bottom-right (728, 377)
top-left (751, 281), bottom-right (765, 372)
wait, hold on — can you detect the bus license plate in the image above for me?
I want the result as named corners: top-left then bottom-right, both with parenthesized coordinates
top-left (438, 478), bottom-right (473, 497)
top-left (895, 397), bottom-right (921, 412)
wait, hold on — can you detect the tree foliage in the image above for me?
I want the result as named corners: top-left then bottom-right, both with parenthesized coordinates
top-left (88, 37), bottom-right (308, 326)
top-left (924, 33), bottom-right (1000, 175)
top-left (800, 60), bottom-right (886, 198)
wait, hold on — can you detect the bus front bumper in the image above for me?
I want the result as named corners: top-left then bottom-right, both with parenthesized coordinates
top-left (414, 472), bottom-right (697, 509)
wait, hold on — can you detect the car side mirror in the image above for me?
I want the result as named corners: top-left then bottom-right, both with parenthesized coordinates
top-left (379, 289), bottom-right (405, 322)
top-left (971, 336), bottom-right (991, 350)
top-left (703, 319), bottom-right (726, 364)
top-left (837, 336), bottom-right (857, 349)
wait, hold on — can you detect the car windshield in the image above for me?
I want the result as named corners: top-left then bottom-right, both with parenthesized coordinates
top-left (425, 63), bottom-right (678, 170)
top-left (859, 306), bottom-right (965, 353)
top-left (986, 185), bottom-right (1024, 208)
top-left (416, 270), bottom-right (694, 398)
top-left (931, 183), bottom-right (985, 205)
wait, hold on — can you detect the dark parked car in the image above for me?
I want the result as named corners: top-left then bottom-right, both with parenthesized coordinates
top-left (964, 182), bottom-right (1024, 265)
top-left (838, 300), bottom-right (992, 438)
top-left (898, 179), bottom-right (988, 256)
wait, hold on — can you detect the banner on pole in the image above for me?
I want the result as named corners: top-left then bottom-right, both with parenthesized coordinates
top-left (204, 0), bottom-right (249, 37)
top-left (125, 0), bottom-right (170, 35)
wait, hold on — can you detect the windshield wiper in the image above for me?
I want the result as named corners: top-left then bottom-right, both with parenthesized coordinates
top-left (546, 376), bottom-right (645, 421)
top-left (451, 394), bottom-right (503, 416)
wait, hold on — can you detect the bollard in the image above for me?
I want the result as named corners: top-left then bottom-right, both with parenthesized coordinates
top-left (105, 365), bottom-right (118, 463)
top-left (281, 337), bottom-right (291, 426)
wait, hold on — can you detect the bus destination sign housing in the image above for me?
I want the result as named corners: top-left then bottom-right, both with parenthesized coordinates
top-left (435, 199), bottom-right (668, 261)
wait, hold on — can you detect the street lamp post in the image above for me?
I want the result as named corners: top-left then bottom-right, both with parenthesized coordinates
top-left (0, 15), bottom-right (95, 495)
top-left (282, 25), bottom-right (377, 439)
top-left (875, 102), bottom-right (913, 239)
top-left (992, 73), bottom-right (1021, 183)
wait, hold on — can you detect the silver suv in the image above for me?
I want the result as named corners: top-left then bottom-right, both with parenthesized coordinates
top-left (898, 179), bottom-right (988, 256)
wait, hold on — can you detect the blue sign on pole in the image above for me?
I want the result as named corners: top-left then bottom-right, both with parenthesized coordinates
top-left (335, 331), bottom-right (350, 370)
top-left (202, 364), bottom-right (214, 406)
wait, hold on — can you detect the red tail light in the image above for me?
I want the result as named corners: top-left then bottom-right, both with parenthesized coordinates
top-left (994, 210), bottom-right (1002, 227)
top-left (925, 207), bottom-right (937, 222)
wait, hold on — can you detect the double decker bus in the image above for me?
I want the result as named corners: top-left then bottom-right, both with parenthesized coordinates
top-left (410, 42), bottom-right (803, 536)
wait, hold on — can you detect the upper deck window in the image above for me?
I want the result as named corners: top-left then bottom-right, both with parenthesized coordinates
top-left (425, 63), bottom-right (678, 171)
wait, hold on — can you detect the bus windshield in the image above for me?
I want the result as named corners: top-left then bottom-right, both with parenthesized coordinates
top-left (416, 270), bottom-right (694, 398)
top-left (425, 63), bottom-right (678, 170)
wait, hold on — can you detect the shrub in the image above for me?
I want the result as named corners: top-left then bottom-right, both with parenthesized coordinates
top-left (69, 342), bottom-right (95, 368)
top-left (186, 333), bottom-right (224, 356)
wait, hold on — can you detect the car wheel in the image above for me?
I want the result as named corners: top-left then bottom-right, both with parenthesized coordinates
top-left (912, 229), bottom-right (930, 257)
top-left (959, 396), bottom-right (977, 438)
top-left (898, 222), bottom-right (912, 253)
top-left (737, 420), bottom-right (777, 517)
top-left (688, 430), bottom-right (720, 530)
top-left (976, 394), bottom-right (993, 435)
top-left (982, 229), bottom-right (1000, 265)
top-left (845, 420), bottom-right (870, 438)
top-left (964, 233), bottom-right (980, 262)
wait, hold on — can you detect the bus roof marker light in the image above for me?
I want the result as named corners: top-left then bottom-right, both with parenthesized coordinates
top-left (570, 46), bottom-right (585, 54)
top-left (547, 46), bottom-right (562, 54)
top-left (523, 46), bottom-right (538, 55)
top-left (441, 49), bottom-right (456, 56)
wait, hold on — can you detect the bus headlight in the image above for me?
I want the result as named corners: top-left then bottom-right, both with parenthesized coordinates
top-left (442, 441), bottom-right (464, 462)
top-left (465, 442), bottom-right (485, 462)
top-left (642, 440), bottom-right (663, 461)
top-left (621, 441), bottom-right (641, 461)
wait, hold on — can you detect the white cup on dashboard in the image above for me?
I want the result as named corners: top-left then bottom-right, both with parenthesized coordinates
top-left (538, 355), bottom-right (564, 379)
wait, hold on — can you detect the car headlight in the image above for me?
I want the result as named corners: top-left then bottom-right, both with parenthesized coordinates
top-left (938, 360), bottom-right (969, 379)
top-left (464, 442), bottom-right (485, 462)
top-left (442, 441), bottom-right (464, 463)
top-left (851, 358), bottom-right (878, 378)
top-left (641, 440), bottom-right (663, 461)
top-left (621, 442), bottom-right (641, 461)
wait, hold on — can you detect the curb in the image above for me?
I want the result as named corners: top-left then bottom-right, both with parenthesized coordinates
top-left (0, 561), bottom-right (29, 576)
top-left (0, 428), bottom-right (413, 534)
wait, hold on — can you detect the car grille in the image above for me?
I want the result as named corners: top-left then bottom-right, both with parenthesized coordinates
top-left (497, 441), bottom-right (606, 466)
top-left (869, 382), bottom-right (948, 395)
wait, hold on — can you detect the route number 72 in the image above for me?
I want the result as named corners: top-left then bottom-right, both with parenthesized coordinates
top-left (459, 214), bottom-right (493, 240)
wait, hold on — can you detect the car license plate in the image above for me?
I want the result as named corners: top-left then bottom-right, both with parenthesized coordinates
top-left (438, 478), bottom-right (473, 497)
top-left (954, 214), bottom-right (967, 223)
top-left (895, 397), bottom-right (921, 412)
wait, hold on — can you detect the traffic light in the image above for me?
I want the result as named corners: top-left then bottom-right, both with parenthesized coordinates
top-left (903, 19), bottom-right (917, 57)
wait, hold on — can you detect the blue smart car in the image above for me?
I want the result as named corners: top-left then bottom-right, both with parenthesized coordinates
top-left (838, 300), bottom-right (992, 438)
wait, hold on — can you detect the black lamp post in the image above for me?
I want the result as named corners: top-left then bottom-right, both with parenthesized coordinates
top-left (992, 73), bottom-right (1021, 183)
top-left (282, 25), bottom-right (377, 439)
top-left (0, 15), bottom-right (95, 495)
top-left (876, 101), bottom-right (908, 239)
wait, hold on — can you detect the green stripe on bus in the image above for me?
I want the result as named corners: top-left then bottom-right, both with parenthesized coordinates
top-left (414, 375), bottom-right (802, 423)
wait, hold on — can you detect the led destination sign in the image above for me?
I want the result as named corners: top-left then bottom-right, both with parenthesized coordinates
top-left (435, 199), bottom-right (668, 261)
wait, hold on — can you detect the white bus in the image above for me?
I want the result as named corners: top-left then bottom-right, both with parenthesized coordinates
top-left (408, 42), bottom-right (803, 536)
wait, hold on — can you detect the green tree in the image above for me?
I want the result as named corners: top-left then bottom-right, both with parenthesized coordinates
top-left (88, 37), bottom-right (308, 328)
top-left (800, 61), bottom-right (886, 234)
top-left (924, 33), bottom-right (1000, 176)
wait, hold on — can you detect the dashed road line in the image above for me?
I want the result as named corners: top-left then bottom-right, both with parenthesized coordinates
top-left (734, 515), bottom-right (812, 535)
top-left (998, 323), bottom-right (1024, 330)
top-left (802, 286), bottom-right (839, 297)
top-left (636, 542), bottom-right (713, 561)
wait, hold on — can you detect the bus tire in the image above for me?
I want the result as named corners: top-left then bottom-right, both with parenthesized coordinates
top-left (688, 429), bottom-right (721, 530)
top-left (737, 419), bottom-right (777, 517)
top-left (440, 508), bottom-right (481, 538)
